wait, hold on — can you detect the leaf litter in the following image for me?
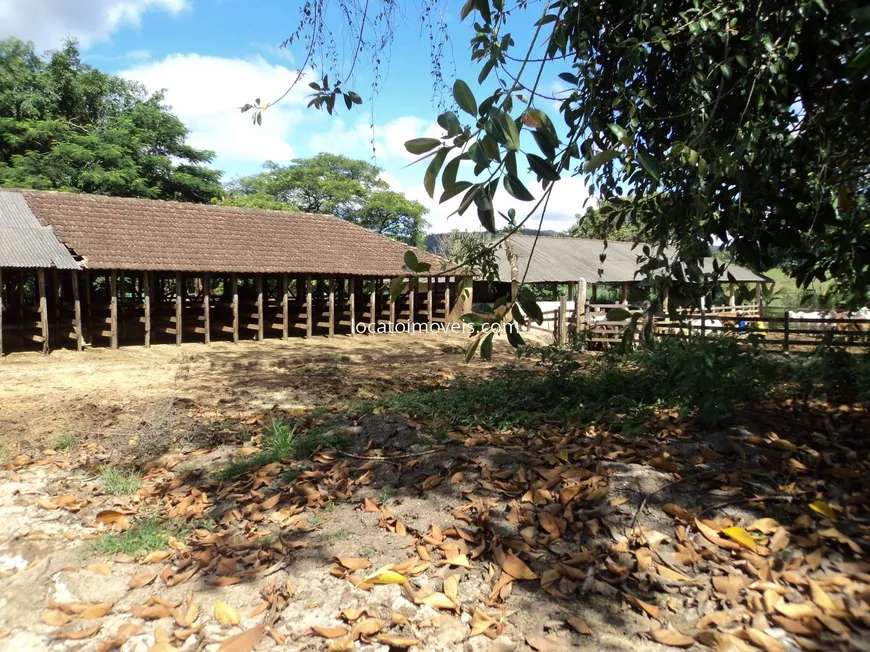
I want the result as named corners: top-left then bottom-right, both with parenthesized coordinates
top-left (1, 353), bottom-right (869, 651)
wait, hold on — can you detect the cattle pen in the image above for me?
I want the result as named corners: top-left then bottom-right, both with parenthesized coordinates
top-left (0, 190), bottom-right (472, 356)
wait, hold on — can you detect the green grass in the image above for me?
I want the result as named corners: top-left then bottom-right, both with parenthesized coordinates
top-left (95, 518), bottom-right (171, 556)
top-left (53, 434), bottom-right (76, 451)
top-left (100, 467), bottom-right (142, 495)
top-left (215, 418), bottom-right (351, 481)
top-left (319, 527), bottom-right (350, 542)
top-left (308, 515), bottom-right (326, 526)
top-left (376, 488), bottom-right (395, 504)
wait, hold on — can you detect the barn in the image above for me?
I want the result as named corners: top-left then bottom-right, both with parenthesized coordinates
top-left (0, 190), bottom-right (470, 356)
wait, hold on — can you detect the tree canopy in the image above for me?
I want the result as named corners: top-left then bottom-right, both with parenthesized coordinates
top-left (569, 205), bottom-right (643, 242)
top-left (223, 153), bottom-right (429, 246)
top-left (0, 38), bottom-right (222, 202)
top-left (254, 0), bottom-right (869, 324)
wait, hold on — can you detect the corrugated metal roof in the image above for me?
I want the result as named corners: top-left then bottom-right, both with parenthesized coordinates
top-left (0, 191), bottom-right (82, 269)
top-left (427, 233), bottom-right (770, 284)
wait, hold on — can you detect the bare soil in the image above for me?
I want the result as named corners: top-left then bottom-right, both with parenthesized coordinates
top-left (1, 335), bottom-right (867, 652)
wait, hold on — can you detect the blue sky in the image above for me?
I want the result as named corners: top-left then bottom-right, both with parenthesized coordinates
top-left (0, 0), bottom-right (591, 232)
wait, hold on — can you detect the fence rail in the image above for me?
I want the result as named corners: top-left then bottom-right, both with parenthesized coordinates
top-left (535, 301), bottom-right (870, 352)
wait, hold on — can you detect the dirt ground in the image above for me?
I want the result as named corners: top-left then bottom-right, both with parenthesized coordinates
top-left (1, 335), bottom-right (868, 652)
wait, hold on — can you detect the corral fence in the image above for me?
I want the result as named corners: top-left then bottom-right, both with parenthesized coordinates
top-left (540, 300), bottom-right (870, 352)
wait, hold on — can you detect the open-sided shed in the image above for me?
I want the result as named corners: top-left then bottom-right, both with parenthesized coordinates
top-left (0, 190), bottom-right (470, 355)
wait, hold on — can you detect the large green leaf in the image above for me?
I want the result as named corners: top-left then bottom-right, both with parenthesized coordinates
top-left (605, 308), bottom-right (632, 321)
top-left (583, 149), bottom-right (621, 173)
top-left (527, 154), bottom-right (560, 181)
top-left (503, 174), bottom-right (535, 201)
top-left (480, 332), bottom-right (494, 360)
top-left (405, 138), bottom-right (442, 155)
top-left (424, 148), bottom-right (449, 199)
top-left (389, 276), bottom-right (407, 302)
top-left (403, 250), bottom-right (419, 271)
top-left (636, 147), bottom-right (660, 183)
top-left (453, 79), bottom-right (478, 117)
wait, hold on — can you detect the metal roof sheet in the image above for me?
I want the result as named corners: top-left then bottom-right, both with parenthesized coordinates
top-left (427, 233), bottom-right (769, 284)
top-left (0, 191), bottom-right (82, 269)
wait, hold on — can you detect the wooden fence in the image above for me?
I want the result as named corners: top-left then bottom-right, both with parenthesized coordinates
top-left (537, 301), bottom-right (870, 352)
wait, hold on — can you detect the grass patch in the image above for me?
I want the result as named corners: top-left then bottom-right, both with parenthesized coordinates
top-left (376, 487), bottom-right (395, 504)
top-left (216, 417), bottom-right (352, 481)
top-left (53, 434), bottom-right (76, 451)
top-left (95, 518), bottom-right (170, 556)
top-left (319, 527), bottom-right (350, 542)
top-left (100, 467), bottom-right (142, 495)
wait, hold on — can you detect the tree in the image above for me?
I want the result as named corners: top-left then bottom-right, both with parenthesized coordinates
top-left (224, 153), bottom-right (429, 246)
top-left (0, 38), bottom-right (222, 202)
top-left (243, 0), bottom-right (869, 356)
top-left (569, 205), bottom-right (643, 242)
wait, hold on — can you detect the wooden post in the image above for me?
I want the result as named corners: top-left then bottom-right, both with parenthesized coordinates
top-left (231, 273), bottom-right (239, 344)
top-left (511, 279), bottom-right (518, 302)
top-left (281, 274), bottom-right (289, 341)
top-left (756, 282), bottom-right (763, 315)
top-left (408, 280), bottom-right (415, 330)
top-left (592, 283), bottom-right (598, 302)
top-left (700, 295), bottom-right (707, 312)
top-left (783, 311), bottom-right (790, 353)
top-left (369, 278), bottom-right (376, 331)
top-left (175, 272), bottom-right (183, 346)
top-left (558, 294), bottom-right (567, 345)
top-left (38, 269), bottom-right (49, 354)
top-left (729, 281), bottom-right (736, 308)
top-left (144, 272), bottom-right (151, 348)
top-left (389, 284), bottom-right (396, 329)
top-left (567, 281), bottom-right (576, 305)
top-left (662, 285), bottom-right (670, 315)
top-left (118, 273), bottom-right (125, 345)
top-left (18, 270), bottom-right (24, 341)
top-left (328, 277), bottom-right (335, 337)
top-left (621, 282), bottom-right (629, 304)
top-left (577, 278), bottom-right (587, 331)
top-left (305, 275), bottom-right (313, 338)
top-left (256, 274), bottom-right (264, 342)
top-left (83, 270), bottom-right (91, 345)
top-left (0, 268), bottom-right (4, 357)
top-left (426, 278), bottom-right (433, 329)
top-left (701, 310), bottom-right (707, 338)
top-left (444, 277), bottom-right (451, 325)
top-left (109, 270), bottom-right (118, 350)
top-left (72, 270), bottom-right (82, 351)
top-left (349, 277), bottom-right (356, 336)
top-left (203, 272), bottom-right (211, 345)
top-left (52, 269), bottom-right (60, 346)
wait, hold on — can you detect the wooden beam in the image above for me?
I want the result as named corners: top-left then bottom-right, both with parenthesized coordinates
top-left (592, 283), bottom-right (598, 302)
top-left (328, 277), bottom-right (335, 337)
top-left (72, 270), bottom-right (83, 351)
top-left (577, 278), bottom-right (587, 331)
top-left (558, 294), bottom-right (567, 345)
top-left (118, 272), bottom-right (125, 344)
top-left (175, 272), bottom-right (183, 346)
top-left (0, 268), bottom-right (4, 357)
top-left (110, 270), bottom-right (118, 350)
top-left (729, 281), bottom-right (736, 307)
top-left (369, 278), bottom-right (376, 331)
top-left (389, 282), bottom-right (396, 329)
top-left (621, 282), bottom-right (629, 304)
top-left (18, 270), bottom-right (24, 341)
top-left (281, 273), bottom-right (289, 341)
top-left (349, 277), bottom-right (356, 336)
top-left (143, 272), bottom-right (151, 348)
top-left (305, 275), bottom-right (313, 337)
top-left (231, 273), bottom-right (239, 344)
top-left (83, 270), bottom-right (91, 345)
top-left (38, 269), bottom-right (49, 354)
top-left (756, 282), bottom-right (762, 313)
top-left (256, 274), bottom-right (264, 341)
top-left (52, 268), bottom-right (60, 346)
top-left (408, 280), bottom-right (415, 330)
top-left (662, 284), bottom-right (670, 315)
top-left (444, 277), bottom-right (451, 325)
top-left (427, 278), bottom-right (433, 328)
top-left (203, 272), bottom-right (211, 345)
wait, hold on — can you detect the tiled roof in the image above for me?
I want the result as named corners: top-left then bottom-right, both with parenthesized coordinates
top-left (0, 192), bottom-right (81, 269)
top-left (8, 190), bottom-right (445, 276)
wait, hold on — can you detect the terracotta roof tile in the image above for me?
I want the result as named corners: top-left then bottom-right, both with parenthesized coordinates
top-left (17, 190), bottom-right (446, 276)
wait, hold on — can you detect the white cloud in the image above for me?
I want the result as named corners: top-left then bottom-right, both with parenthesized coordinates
top-left (0, 0), bottom-right (189, 49)
top-left (120, 54), bottom-right (316, 176)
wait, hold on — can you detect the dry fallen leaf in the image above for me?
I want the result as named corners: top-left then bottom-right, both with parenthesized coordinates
top-left (650, 629), bottom-right (695, 648)
top-left (418, 592), bottom-right (456, 610)
top-left (96, 623), bottom-right (144, 652)
top-left (567, 618), bottom-right (592, 635)
top-left (809, 501), bottom-right (837, 521)
top-left (86, 563), bottom-right (112, 576)
top-left (128, 569), bottom-right (159, 588)
top-left (376, 634), bottom-right (422, 647)
top-left (214, 600), bottom-right (241, 626)
top-left (40, 609), bottom-right (72, 626)
top-left (51, 622), bottom-right (102, 640)
top-left (360, 568), bottom-right (406, 585)
top-left (351, 617), bottom-right (386, 640)
top-left (501, 552), bottom-right (538, 580)
top-left (79, 602), bottom-right (112, 619)
top-left (722, 526), bottom-right (757, 552)
top-left (312, 626), bottom-right (350, 639)
top-left (624, 593), bottom-right (660, 621)
top-left (335, 557), bottom-right (371, 571)
top-left (328, 638), bottom-right (355, 652)
top-left (216, 625), bottom-right (265, 652)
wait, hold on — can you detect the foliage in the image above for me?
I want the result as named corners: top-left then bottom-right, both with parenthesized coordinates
top-left (793, 346), bottom-right (870, 404)
top-left (0, 39), bottom-right (223, 202)
top-left (100, 467), bottom-right (142, 495)
top-left (261, 0), bottom-right (870, 358)
top-left (95, 517), bottom-right (172, 556)
top-left (224, 153), bottom-right (429, 246)
top-left (569, 205), bottom-right (643, 242)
